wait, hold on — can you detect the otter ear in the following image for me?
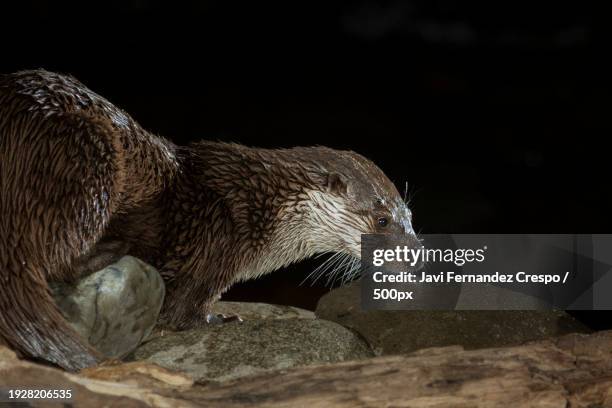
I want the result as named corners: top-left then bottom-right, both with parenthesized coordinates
top-left (326, 172), bottom-right (348, 195)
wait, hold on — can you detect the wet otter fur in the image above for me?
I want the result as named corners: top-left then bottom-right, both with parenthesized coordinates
top-left (0, 69), bottom-right (416, 371)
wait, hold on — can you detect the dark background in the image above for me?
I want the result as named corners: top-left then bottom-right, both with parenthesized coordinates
top-left (1, 2), bottom-right (609, 328)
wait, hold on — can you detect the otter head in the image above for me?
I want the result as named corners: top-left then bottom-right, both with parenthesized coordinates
top-left (302, 148), bottom-right (417, 260)
top-left (191, 142), bottom-right (417, 284)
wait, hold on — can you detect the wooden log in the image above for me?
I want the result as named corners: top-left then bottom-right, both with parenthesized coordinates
top-left (2, 331), bottom-right (612, 407)
top-left (187, 331), bottom-right (612, 407)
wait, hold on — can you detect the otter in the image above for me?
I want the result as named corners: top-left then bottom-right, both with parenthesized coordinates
top-left (0, 69), bottom-right (416, 371)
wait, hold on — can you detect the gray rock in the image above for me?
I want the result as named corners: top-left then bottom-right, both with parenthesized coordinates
top-left (211, 301), bottom-right (315, 320)
top-left (51, 256), bottom-right (165, 359)
top-left (316, 281), bottom-right (591, 356)
top-left (129, 318), bottom-right (373, 382)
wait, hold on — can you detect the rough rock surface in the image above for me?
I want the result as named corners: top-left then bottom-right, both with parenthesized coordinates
top-left (51, 256), bottom-right (165, 359)
top-left (211, 301), bottom-right (315, 321)
top-left (316, 281), bottom-right (591, 355)
top-left (2, 330), bottom-right (612, 407)
top-left (129, 318), bottom-right (373, 382)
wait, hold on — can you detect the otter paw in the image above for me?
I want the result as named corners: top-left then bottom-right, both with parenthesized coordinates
top-left (205, 313), bottom-right (243, 325)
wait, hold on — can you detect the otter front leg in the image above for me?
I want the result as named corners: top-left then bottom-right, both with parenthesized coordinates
top-left (159, 278), bottom-right (243, 330)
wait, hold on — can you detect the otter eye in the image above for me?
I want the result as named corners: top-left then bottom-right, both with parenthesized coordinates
top-left (378, 217), bottom-right (389, 227)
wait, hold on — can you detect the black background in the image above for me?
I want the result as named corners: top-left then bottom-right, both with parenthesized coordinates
top-left (1, 1), bottom-right (609, 328)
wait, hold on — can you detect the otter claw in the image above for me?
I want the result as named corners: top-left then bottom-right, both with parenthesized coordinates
top-left (205, 313), bottom-right (243, 325)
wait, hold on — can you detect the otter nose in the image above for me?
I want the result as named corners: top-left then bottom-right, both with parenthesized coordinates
top-left (403, 221), bottom-right (415, 236)
top-left (399, 206), bottom-right (415, 236)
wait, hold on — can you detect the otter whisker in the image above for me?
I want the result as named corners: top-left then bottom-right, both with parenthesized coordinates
top-left (313, 251), bottom-right (333, 260)
top-left (341, 257), bottom-right (360, 285)
top-left (403, 185), bottom-right (422, 207)
top-left (338, 259), bottom-right (353, 286)
top-left (301, 250), bottom-right (337, 284)
top-left (415, 227), bottom-right (424, 243)
top-left (303, 251), bottom-right (345, 286)
top-left (320, 252), bottom-right (350, 286)
top-left (342, 258), bottom-right (360, 285)
top-left (313, 251), bottom-right (345, 288)
top-left (301, 253), bottom-right (336, 286)
top-left (327, 253), bottom-right (360, 287)
top-left (326, 253), bottom-right (352, 287)
top-left (342, 257), bottom-right (361, 284)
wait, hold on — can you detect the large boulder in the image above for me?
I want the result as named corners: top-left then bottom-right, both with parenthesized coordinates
top-left (316, 281), bottom-right (591, 355)
top-left (129, 316), bottom-right (373, 382)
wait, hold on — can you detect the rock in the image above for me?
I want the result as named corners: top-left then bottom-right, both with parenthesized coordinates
top-left (129, 318), bottom-right (373, 382)
top-left (212, 301), bottom-right (315, 320)
top-left (316, 281), bottom-right (591, 355)
top-left (51, 256), bottom-right (165, 359)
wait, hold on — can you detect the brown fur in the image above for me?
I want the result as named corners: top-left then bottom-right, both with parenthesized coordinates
top-left (0, 70), bottom-right (415, 371)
